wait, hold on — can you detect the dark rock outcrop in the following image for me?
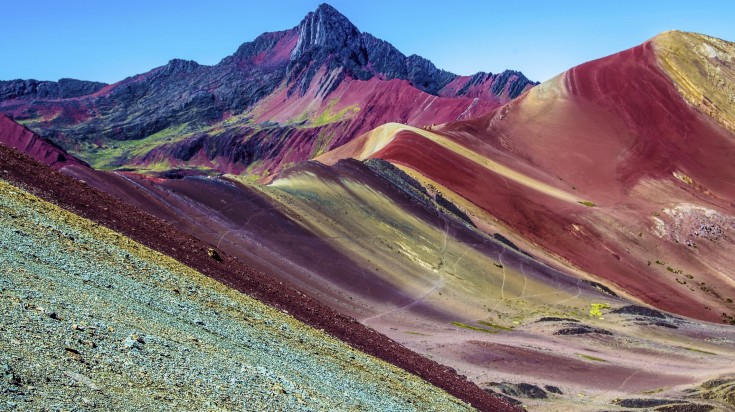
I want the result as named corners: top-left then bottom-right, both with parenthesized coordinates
top-left (693, 377), bottom-right (735, 409)
top-left (0, 78), bottom-right (106, 100)
top-left (613, 398), bottom-right (714, 412)
top-left (482, 388), bottom-right (523, 406)
top-left (615, 398), bottom-right (687, 408)
top-left (655, 404), bottom-right (714, 412)
top-left (612, 305), bottom-right (667, 318)
top-left (493, 233), bottom-right (521, 251)
top-left (544, 385), bottom-right (562, 394)
top-left (536, 317), bottom-right (579, 323)
top-left (488, 382), bottom-right (548, 400)
top-left (554, 325), bottom-right (613, 336)
top-left (584, 280), bottom-right (618, 297)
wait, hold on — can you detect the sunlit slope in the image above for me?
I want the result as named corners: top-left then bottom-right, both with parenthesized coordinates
top-left (0, 178), bottom-right (474, 411)
top-left (317, 123), bottom-right (581, 203)
top-left (252, 158), bottom-right (735, 412)
top-left (256, 159), bottom-right (612, 328)
top-left (655, 30), bottom-right (735, 134)
top-left (316, 32), bottom-right (735, 323)
top-left (50, 140), bottom-right (735, 411)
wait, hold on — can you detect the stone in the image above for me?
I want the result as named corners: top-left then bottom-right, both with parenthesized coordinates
top-left (545, 385), bottom-right (563, 394)
top-left (554, 325), bottom-right (613, 335)
top-left (64, 371), bottom-right (101, 391)
top-left (1, 362), bottom-right (21, 387)
top-left (124, 333), bottom-right (145, 350)
top-left (489, 381), bottom-right (548, 399)
top-left (207, 248), bottom-right (222, 262)
top-left (612, 305), bottom-right (666, 319)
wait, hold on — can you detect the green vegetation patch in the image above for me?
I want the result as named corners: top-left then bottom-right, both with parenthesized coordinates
top-left (404, 331), bottom-right (431, 336)
top-left (477, 320), bottom-right (514, 331)
top-left (451, 322), bottom-right (498, 334)
top-left (310, 98), bottom-right (360, 127)
top-left (78, 123), bottom-right (193, 170)
top-left (577, 353), bottom-right (607, 362)
top-left (642, 387), bottom-right (668, 395)
top-left (589, 303), bottom-right (611, 318)
top-left (680, 346), bottom-right (717, 355)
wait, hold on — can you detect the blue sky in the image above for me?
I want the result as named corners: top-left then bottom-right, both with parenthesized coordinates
top-left (2, 1), bottom-right (734, 84)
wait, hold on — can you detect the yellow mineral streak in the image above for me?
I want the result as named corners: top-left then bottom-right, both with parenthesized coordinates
top-left (654, 31), bottom-right (735, 134)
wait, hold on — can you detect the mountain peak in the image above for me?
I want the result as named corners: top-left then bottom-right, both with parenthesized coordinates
top-left (163, 59), bottom-right (200, 75)
top-left (291, 3), bottom-right (360, 59)
top-left (313, 3), bottom-right (353, 28)
top-left (314, 3), bottom-right (345, 17)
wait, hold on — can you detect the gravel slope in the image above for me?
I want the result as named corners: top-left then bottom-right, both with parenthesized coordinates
top-left (0, 178), bottom-right (474, 411)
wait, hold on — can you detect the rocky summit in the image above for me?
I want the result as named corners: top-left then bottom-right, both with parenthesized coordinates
top-left (0, 3), bottom-right (535, 176)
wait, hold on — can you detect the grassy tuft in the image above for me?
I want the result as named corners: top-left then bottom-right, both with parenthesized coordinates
top-left (451, 322), bottom-right (498, 334)
top-left (577, 353), bottom-right (607, 362)
top-left (589, 303), bottom-right (611, 317)
top-left (477, 320), bottom-right (514, 331)
top-left (578, 201), bottom-right (596, 207)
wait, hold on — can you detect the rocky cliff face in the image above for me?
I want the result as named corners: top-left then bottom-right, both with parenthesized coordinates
top-left (0, 3), bottom-right (536, 175)
top-left (287, 4), bottom-right (524, 98)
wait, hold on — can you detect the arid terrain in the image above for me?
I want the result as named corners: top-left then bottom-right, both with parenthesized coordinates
top-left (2, 4), bottom-right (735, 411)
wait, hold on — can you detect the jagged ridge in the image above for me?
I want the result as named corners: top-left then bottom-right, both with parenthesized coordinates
top-left (0, 3), bottom-right (535, 176)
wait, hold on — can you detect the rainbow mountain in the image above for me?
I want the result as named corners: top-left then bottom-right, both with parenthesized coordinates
top-left (2, 4), bottom-right (735, 411)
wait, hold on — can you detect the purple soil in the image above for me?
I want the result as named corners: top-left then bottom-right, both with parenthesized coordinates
top-left (275, 159), bottom-right (609, 300)
top-left (462, 341), bottom-right (695, 391)
top-left (67, 157), bottom-right (609, 324)
top-left (0, 142), bottom-right (521, 412)
top-left (65, 163), bottom-right (455, 322)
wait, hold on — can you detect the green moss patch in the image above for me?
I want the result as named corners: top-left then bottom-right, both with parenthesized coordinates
top-left (680, 346), bottom-right (717, 355)
top-left (577, 353), bottom-right (607, 362)
top-left (589, 303), bottom-right (611, 318)
top-left (477, 320), bottom-right (514, 331)
top-left (451, 322), bottom-right (498, 334)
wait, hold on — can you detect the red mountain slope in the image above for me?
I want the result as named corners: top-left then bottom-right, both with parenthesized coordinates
top-left (0, 114), bottom-right (86, 169)
top-left (319, 31), bottom-right (735, 322)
